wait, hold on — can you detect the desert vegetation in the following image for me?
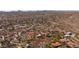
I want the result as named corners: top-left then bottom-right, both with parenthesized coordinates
top-left (0, 11), bottom-right (79, 48)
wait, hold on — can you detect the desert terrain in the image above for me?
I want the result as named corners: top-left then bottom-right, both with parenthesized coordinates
top-left (0, 11), bottom-right (79, 48)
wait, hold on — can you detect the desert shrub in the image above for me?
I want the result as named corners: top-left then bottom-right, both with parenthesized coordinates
top-left (45, 43), bottom-right (52, 48)
top-left (46, 34), bottom-right (52, 38)
top-left (52, 37), bottom-right (60, 42)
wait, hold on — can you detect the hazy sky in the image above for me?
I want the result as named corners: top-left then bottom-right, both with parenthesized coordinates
top-left (0, 0), bottom-right (79, 11)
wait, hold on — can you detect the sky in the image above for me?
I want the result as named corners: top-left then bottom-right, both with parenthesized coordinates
top-left (0, 0), bottom-right (79, 11)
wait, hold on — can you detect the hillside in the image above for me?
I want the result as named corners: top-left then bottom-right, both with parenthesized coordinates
top-left (0, 11), bottom-right (79, 48)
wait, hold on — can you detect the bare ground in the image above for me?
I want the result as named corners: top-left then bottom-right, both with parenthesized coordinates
top-left (0, 11), bottom-right (79, 48)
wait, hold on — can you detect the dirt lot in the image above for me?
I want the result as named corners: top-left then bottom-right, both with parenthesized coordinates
top-left (0, 11), bottom-right (79, 48)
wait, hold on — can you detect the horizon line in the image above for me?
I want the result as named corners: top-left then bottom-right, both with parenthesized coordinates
top-left (1, 10), bottom-right (79, 12)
